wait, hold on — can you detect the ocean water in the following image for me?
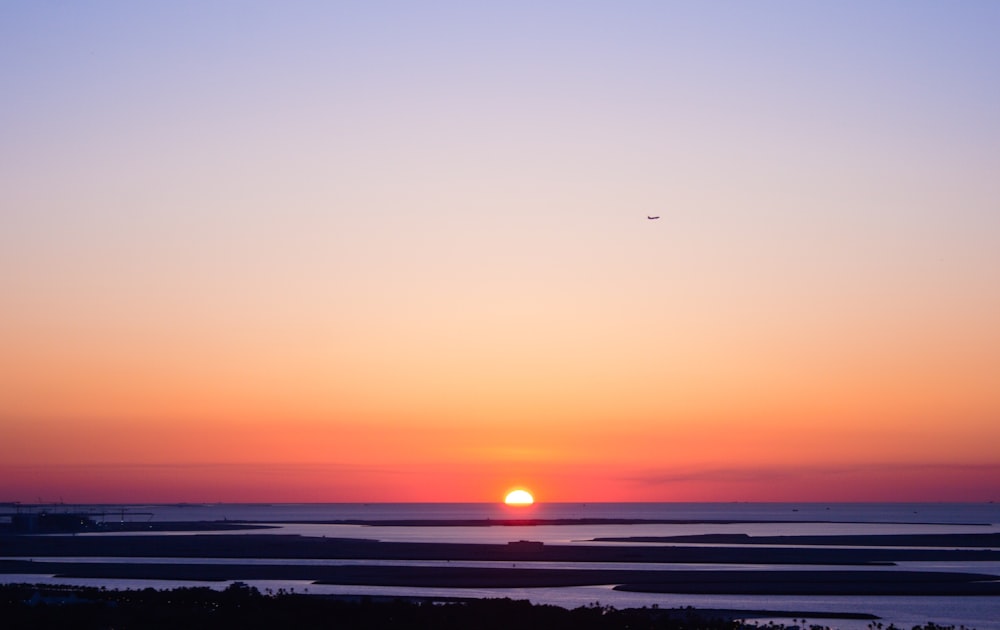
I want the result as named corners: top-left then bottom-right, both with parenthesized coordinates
top-left (5, 502), bottom-right (999, 629)
top-left (84, 501), bottom-right (1000, 525)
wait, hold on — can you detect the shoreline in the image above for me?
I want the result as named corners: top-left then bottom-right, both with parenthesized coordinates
top-left (0, 583), bottom-right (883, 627)
top-left (2, 560), bottom-right (997, 595)
top-left (2, 526), bottom-right (999, 596)
top-left (2, 520), bottom-right (998, 628)
top-left (3, 530), bottom-right (998, 564)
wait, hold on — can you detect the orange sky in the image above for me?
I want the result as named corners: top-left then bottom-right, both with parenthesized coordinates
top-left (2, 2), bottom-right (999, 503)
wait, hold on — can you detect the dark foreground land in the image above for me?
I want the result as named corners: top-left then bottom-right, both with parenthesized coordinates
top-left (0, 582), bottom-right (917, 630)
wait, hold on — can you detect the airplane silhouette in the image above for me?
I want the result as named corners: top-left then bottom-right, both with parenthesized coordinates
top-left (647, 216), bottom-right (660, 220)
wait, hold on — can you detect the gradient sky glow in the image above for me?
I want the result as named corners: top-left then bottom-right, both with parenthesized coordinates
top-left (2, 1), bottom-right (999, 503)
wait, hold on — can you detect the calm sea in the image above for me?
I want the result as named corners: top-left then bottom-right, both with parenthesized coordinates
top-left (5, 502), bottom-right (999, 629)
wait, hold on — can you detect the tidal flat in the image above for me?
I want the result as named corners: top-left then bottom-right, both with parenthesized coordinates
top-left (2, 508), bottom-right (999, 628)
top-left (3, 525), bottom-right (1000, 596)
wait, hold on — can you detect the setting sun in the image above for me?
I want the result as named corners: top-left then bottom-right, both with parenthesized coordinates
top-left (504, 489), bottom-right (534, 505)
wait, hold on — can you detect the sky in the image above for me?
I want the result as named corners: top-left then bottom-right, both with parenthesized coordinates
top-left (2, 1), bottom-right (999, 503)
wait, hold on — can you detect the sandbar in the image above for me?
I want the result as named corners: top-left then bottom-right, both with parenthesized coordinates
top-left (3, 529), bottom-right (1000, 596)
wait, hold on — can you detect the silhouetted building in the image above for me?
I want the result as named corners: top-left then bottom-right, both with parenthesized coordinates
top-left (12, 512), bottom-right (96, 533)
